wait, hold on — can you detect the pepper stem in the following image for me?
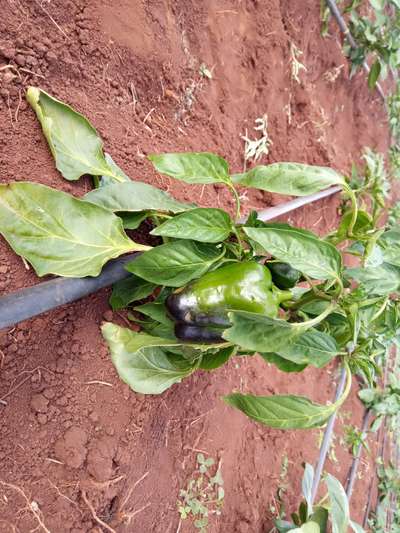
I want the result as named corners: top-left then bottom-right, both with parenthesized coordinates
top-left (228, 183), bottom-right (241, 221)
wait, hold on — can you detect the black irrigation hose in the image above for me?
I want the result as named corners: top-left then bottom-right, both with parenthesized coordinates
top-left (0, 253), bottom-right (138, 330)
top-left (325, 0), bottom-right (386, 101)
top-left (0, 186), bottom-right (342, 331)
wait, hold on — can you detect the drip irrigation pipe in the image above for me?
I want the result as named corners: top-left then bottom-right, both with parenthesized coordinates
top-left (0, 185), bottom-right (341, 331)
top-left (345, 408), bottom-right (373, 500)
top-left (325, 0), bottom-right (386, 102)
top-left (311, 365), bottom-right (348, 503)
top-left (362, 348), bottom-right (395, 527)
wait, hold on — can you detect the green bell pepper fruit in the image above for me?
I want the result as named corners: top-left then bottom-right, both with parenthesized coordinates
top-left (267, 261), bottom-right (301, 289)
top-left (166, 262), bottom-right (291, 342)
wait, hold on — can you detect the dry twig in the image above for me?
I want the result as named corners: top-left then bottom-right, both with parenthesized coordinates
top-left (0, 480), bottom-right (51, 533)
top-left (81, 490), bottom-right (116, 533)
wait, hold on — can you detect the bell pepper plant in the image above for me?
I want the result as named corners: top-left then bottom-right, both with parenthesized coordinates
top-left (0, 87), bottom-right (399, 432)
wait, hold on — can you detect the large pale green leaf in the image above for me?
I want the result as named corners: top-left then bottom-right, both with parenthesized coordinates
top-left (148, 152), bottom-right (230, 185)
top-left (26, 87), bottom-right (120, 182)
top-left (278, 329), bottom-right (338, 368)
top-left (346, 263), bottom-right (400, 295)
top-left (232, 162), bottom-right (344, 195)
top-left (244, 227), bottom-right (342, 281)
top-left (85, 181), bottom-right (193, 214)
top-left (325, 474), bottom-right (349, 533)
top-left (101, 323), bottom-right (196, 394)
top-left (0, 182), bottom-right (147, 277)
top-left (224, 393), bottom-right (336, 429)
top-left (222, 310), bottom-right (333, 353)
top-left (125, 240), bottom-right (225, 286)
top-left (109, 275), bottom-right (156, 310)
top-left (151, 208), bottom-right (232, 243)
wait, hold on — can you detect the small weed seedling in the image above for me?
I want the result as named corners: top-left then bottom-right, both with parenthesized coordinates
top-left (344, 425), bottom-right (370, 457)
top-left (370, 462), bottom-right (400, 532)
top-left (177, 454), bottom-right (224, 532)
top-left (271, 463), bottom-right (365, 532)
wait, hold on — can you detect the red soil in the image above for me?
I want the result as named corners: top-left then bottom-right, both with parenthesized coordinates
top-left (0, 1), bottom-right (390, 531)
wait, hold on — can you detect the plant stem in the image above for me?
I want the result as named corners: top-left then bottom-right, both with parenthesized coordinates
top-left (303, 275), bottom-right (334, 301)
top-left (228, 183), bottom-right (241, 222)
top-left (303, 302), bottom-right (337, 328)
top-left (232, 227), bottom-right (245, 257)
top-left (345, 185), bottom-right (359, 237)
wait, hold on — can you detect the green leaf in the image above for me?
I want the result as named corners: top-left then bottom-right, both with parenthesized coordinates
top-left (379, 228), bottom-right (400, 266)
top-left (100, 153), bottom-right (130, 186)
top-left (148, 152), bottom-right (230, 185)
top-left (275, 519), bottom-right (297, 532)
top-left (0, 182), bottom-right (146, 277)
top-left (224, 393), bottom-right (336, 429)
top-left (368, 60), bottom-right (381, 89)
top-left (223, 310), bottom-right (333, 353)
top-left (369, 0), bottom-right (385, 9)
top-left (110, 275), bottom-right (156, 310)
top-left (244, 227), bottom-right (342, 281)
top-left (151, 208), bottom-right (232, 243)
top-left (334, 210), bottom-right (372, 242)
top-left (125, 240), bottom-right (224, 287)
top-left (119, 211), bottom-right (148, 230)
top-left (302, 464), bottom-right (314, 515)
top-left (85, 181), bottom-right (193, 214)
top-left (325, 474), bottom-right (349, 533)
top-left (291, 523), bottom-right (320, 533)
top-left (26, 87), bottom-right (118, 182)
top-left (346, 263), bottom-right (400, 295)
top-left (260, 353), bottom-right (307, 373)
top-left (199, 346), bottom-right (235, 370)
top-left (310, 507), bottom-right (328, 533)
top-left (134, 301), bottom-right (173, 326)
top-left (358, 388), bottom-right (377, 405)
top-left (101, 323), bottom-right (198, 394)
top-left (278, 329), bottom-right (338, 368)
top-left (232, 162), bottom-right (344, 195)
top-left (247, 220), bottom-right (317, 239)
